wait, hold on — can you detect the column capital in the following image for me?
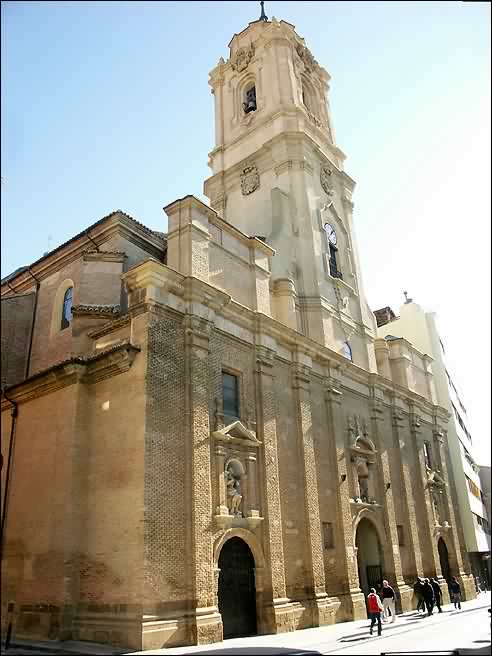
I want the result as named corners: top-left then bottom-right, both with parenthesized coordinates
top-left (323, 377), bottom-right (343, 404)
top-left (183, 314), bottom-right (213, 352)
top-left (292, 362), bottom-right (311, 391)
top-left (255, 345), bottom-right (276, 376)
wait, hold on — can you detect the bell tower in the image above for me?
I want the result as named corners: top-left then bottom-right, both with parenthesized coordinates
top-left (204, 8), bottom-right (378, 371)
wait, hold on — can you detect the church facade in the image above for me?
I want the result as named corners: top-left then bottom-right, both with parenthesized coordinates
top-left (1, 12), bottom-right (475, 652)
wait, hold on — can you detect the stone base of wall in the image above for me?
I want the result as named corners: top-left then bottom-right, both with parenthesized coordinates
top-left (396, 583), bottom-right (414, 612)
top-left (460, 573), bottom-right (477, 601)
top-left (335, 590), bottom-right (367, 621)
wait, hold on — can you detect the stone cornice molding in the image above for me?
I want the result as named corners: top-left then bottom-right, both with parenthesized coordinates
top-left (118, 260), bottom-right (451, 418)
top-left (292, 362), bottom-right (311, 391)
top-left (0, 342), bottom-right (140, 406)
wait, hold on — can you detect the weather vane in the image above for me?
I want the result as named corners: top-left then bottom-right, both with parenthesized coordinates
top-left (259, 1), bottom-right (268, 21)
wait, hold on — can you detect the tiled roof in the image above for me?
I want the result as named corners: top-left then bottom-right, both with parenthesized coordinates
top-left (2, 210), bottom-right (166, 286)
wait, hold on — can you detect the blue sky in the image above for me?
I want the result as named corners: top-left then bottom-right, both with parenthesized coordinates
top-left (2, 1), bottom-right (490, 462)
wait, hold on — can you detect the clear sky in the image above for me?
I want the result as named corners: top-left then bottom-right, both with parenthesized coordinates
top-left (2, 1), bottom-right (490, 463)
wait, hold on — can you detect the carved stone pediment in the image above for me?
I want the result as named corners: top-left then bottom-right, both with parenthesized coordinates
top-left (212, 420), bottom-right (262, 448)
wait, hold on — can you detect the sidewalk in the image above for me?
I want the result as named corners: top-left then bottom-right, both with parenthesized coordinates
top-left (4, 595), bottom-right (490, 655)
top-left (131, 595), bottom-right (491, 655)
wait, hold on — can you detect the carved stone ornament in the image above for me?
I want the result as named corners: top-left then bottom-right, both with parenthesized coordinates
top-left (320, 166), bottom-right (334, 195)
top-left (296, 44), bottom-right (316, 74)
top-left (231, 44), bottom-right (255, 72)
top-left (240, 163), bottom-right (260, 196)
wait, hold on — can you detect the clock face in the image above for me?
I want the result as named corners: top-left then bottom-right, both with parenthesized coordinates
top-left (325, 223), bottom-right (337, 245)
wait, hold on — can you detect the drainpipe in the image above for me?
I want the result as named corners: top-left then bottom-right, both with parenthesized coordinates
top-left (25, 268), bottom-right (40, 380)
top-left (1, 388), bottom-right (18, 562)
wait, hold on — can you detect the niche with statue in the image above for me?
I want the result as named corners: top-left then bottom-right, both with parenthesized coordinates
top-left (211, 420), bottom-right (264, 530)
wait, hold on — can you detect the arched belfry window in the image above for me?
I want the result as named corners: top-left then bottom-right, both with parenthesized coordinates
top-left (61, 287), bottom-right (73, 330)
top-left (243, 84), bottom-right (257, 114)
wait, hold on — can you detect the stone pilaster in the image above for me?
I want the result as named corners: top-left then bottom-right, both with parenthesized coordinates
top-left (392, 407), bottom-right (423, 578)
top-left (255, 345), bottom-right (294, 633)
top-left (433, 426), bottom-right (476, 601)
top-left (60, 365), bottom-right (89, 640)
top-left (323, 376), bottom-right (366, 620)
top-left (292, 362), bottom-right (339, 626)
top-left (184, 315), bottom-right (222, 644)
top-left (410, 411), bottom-right (442, 580)
top-left (370, 397), bottom-right (412, 612)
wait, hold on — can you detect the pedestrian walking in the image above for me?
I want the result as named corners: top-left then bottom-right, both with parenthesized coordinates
top-left (413, 577), bottom-right (425, 612)
top-left (381, 579), bottom-right (396, 623)
top-left (367, 587), bottom-right (384, 636)
top-left (422, 578), bottom-right (435, 616)
top-left (430, 577), bottom-right (443, 613)
top-left (449, 576), bottom-right (462, 610)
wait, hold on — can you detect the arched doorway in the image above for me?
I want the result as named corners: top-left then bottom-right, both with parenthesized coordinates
top-left (356, 518), bottom-right (384, 598)
top-left (438, 537), bottom-right (451, 582)
top-left (218, 537), bottom-right (257, 639)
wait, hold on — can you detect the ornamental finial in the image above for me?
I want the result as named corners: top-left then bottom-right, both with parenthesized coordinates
top-left (259, 1), bottom-right (268, 21)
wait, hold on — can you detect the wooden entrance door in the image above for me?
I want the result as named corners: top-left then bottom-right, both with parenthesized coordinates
top-left (218, 537), bottom-right (257, 639)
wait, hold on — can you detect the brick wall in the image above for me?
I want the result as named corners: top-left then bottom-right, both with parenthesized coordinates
top-left (1, 293), bottom-right (35, 386)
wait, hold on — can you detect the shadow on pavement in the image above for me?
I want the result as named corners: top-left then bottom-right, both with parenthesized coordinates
top-left (337, 620), bottom-right (421, 642)
top-left (148, 649), bottom-right (322, 655)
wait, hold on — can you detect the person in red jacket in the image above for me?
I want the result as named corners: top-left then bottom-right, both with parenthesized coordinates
top-left (367, 587), bottom-right (384, 636)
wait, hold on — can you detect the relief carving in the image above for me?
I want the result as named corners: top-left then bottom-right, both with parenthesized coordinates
top-left (231, 44), bottom-right (255, 72)
top-left (320, 166), bottom-right (334, 196)
top-left (240, 163), bottom-right (260, 196)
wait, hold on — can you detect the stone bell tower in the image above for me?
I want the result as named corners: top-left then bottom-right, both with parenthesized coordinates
top-left (204, 9), bottom-right (378, 371)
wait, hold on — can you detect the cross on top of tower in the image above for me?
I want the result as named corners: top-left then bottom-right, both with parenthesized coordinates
top-left (259, 1), bottom-right (268, 21)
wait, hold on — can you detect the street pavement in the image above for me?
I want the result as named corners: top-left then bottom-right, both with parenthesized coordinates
top-left (132, 595), bottom-right (491, 656)
top-left (3, 594), bottom-right (490, 655)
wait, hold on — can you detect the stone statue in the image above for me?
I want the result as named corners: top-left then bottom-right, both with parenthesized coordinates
top-left (226, 469), bottom-right (243, 516)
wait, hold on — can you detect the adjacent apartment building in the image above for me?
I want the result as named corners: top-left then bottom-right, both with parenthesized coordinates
top-left (376, 298), bottom-right (491, 588)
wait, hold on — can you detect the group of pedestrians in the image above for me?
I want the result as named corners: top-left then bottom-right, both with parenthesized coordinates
top-left (413, 576), bottom-right (443, 615)
top-left (414, 575), bottom-right (462, 614)
top-left (366, 575), bottom-right (464, 637)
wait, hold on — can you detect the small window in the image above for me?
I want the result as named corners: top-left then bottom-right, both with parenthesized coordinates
top-left (222, 371), bottom-right (240, 418)
top-left (423, 441), bottom-right (433, 469)
top-left (243, 86), bottom-right (257, 114)
top-left (322, 522), bottom-right (334, 549)
top-left (342, 342), bottom-right (352, 361)
top-left (61, 287), bottom-right (73, 330)
top-left (397, 525), bottom-right (405, 546)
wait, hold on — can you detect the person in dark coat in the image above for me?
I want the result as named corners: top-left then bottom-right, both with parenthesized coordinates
top-left (430, 577), bottom-right (443, 613)
top-left (413, 578), bottom-right (425, 612)
top-left (449, 576), bottom-right (462, 609)
top-left (422, 578), bottom-right (435, 616)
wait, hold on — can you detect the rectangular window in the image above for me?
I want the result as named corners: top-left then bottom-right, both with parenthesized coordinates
top-left (397, 524), bottom-right (405, 546)
top-left (322, 522), bottom-right (334, 549)
top-left (222, 371), bottom-right (240, 418)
